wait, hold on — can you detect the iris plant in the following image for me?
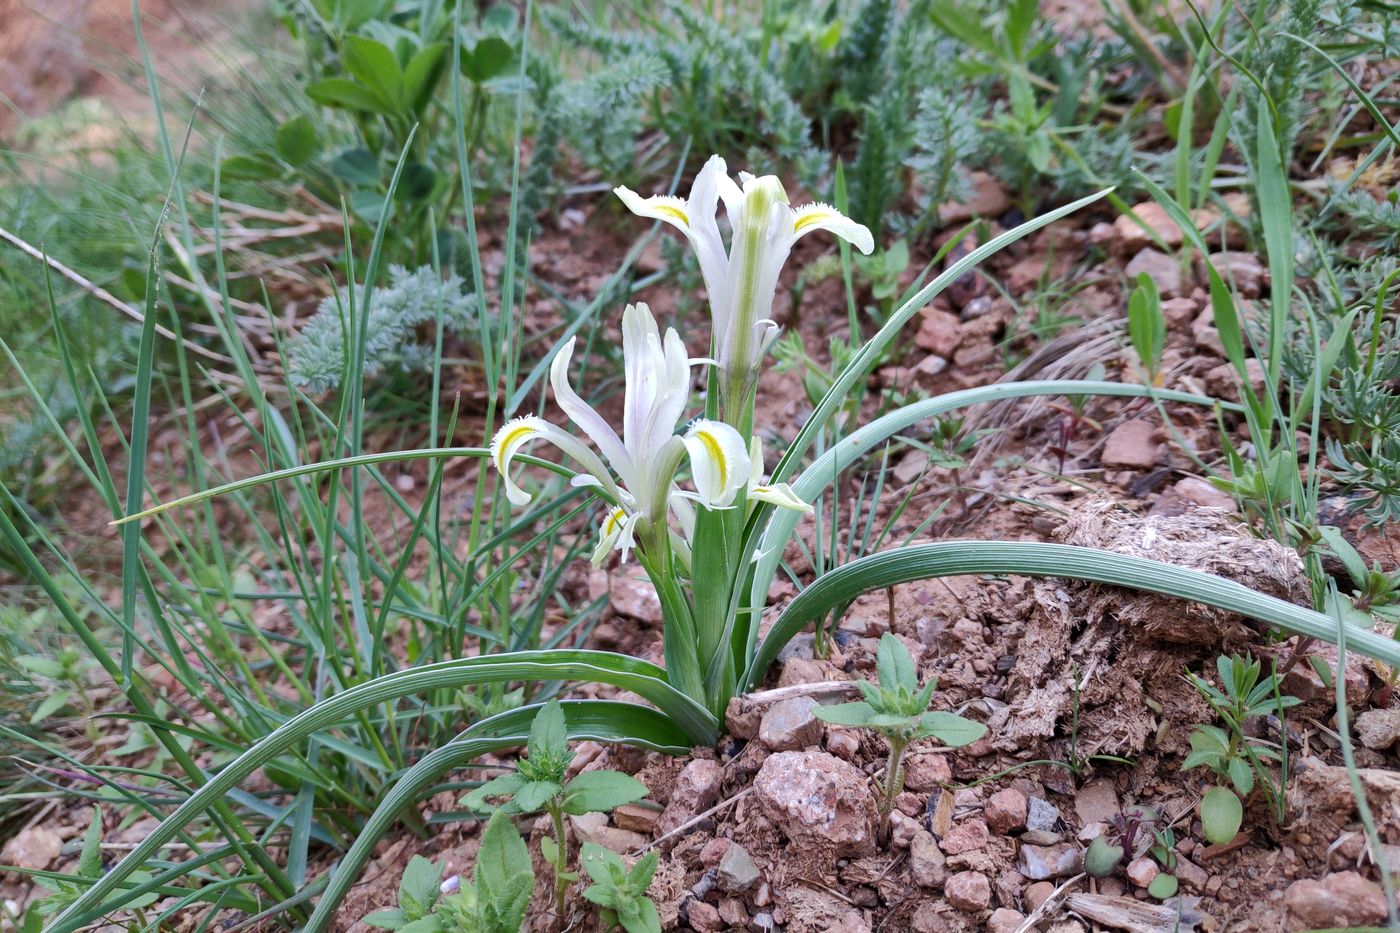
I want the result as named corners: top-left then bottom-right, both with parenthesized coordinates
top-left (62, 157), bottom-right (1375, 933)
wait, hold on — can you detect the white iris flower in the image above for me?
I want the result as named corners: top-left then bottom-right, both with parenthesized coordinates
top-left (615, 155), bottom-right (874, 414)
top-left (491, 303), bottom-right (749, 564)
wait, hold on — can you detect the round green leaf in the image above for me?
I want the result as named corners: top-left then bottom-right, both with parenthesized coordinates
top-left (1200, 785), bottom-right (1242, 845)
top-left (275, 115), bottom-right (321, 165)
top-left (1084, 836), bottom-right (1124, 878)
top-left (1148, 873), bottom-right (1179, 899)
top-left (462, 36), bottom-right (513, 83)
top-left (330, 147), bottom-right (380, 186)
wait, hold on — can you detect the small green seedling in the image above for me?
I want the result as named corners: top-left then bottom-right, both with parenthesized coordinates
top-left (1084, 805), bottom-right (1153, 879)
top-left (579, 844), bottom-right (662, 933)
top-left (1147, 826), bottom-right (1178, 899)
top-left (1126, 272), bottom-right (1166, 387)
top-left (363, 811), bottom-right (533, 933)
top-left (815, 633), bottom-right (987, 826)
top-left (1183, 655), bottom-right (1300, 842)
top-left (14, 646), bottom-right (98, 727)
top-left (463, 700), bottom-right (647, 927)
top-left (1319, 525), bottom-right (1400, 627)
top-left (32, 807), bottom-right (158, 920)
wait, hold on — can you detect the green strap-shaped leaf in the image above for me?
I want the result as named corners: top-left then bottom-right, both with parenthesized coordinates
top-left (744, 541), bottom-right (1400, 690)
top-left (744, 380), bottom-right (1231, 669)
top-left (47, 664), bottom-right (709, 933)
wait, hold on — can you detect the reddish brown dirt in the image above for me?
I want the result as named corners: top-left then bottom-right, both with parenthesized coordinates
top-left (0, 0), bottom-right (257, 140)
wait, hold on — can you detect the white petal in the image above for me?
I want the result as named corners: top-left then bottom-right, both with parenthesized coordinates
top-left (791, 202), bottom-right (875, 255)
top-left (686, 156), bottom-right (735, 319)
top-left (591, 505), bottom-right (636, 566)
top-left (550, 336), bottom-right (634, 487)
top-left (682, 420), bottom-right (751, 508)
top-left (749, 482), bottom-right (811, 512)
top-left (747, 436), bottom-right (765, 488)
top-left (613, 188), bottom-right (691, 233)
top-left (490, 416), bottom-right (547, 506)
top-left (490, 415), bottom-right (619, 507)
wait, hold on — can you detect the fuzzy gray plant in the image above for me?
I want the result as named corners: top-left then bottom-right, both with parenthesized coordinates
top-left (288, 265), bottom-right (477, 393)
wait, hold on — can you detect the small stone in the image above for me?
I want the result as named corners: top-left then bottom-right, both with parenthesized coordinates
top-left (777, 657), bottom-right (831, 686)
top-left (1074, 779), bottom-right (1121, 826)
top-left (754, 751), bottom-right (878, 857)
top-left (826, 730), bottom-right (860, 759)
top-left (719, 898), bottom-right (749, 928)
top-left (1024, 880), bottom-right (1057, 911)
top-left (657, 758), bottom-right (723, 835)
top-left (1126, 856), bottom-right (1159, 888)
top-left (0, 826), bottom-right (62, 871)
top-left (718, 843), bottom-right (760, 893)
top-left (903, 752), bottom-right (953, 791)
top-left (945, 870), bottom-right (992, 912)
top-left (1020, 830), bottom-right (1062, 846)
top-left (911, 830), bottom-right (949, 888)
top-left (1356, 707), bottom-right (1400, 750)
top-left (1199, 251), bottom-right (1266, 298)
top-left (685, 899), bottom-right (725, 933)
top-left (750, 911), bottom-right (775, 932)
top-left (985, 788), bottom-right (1028, 834)
top-left (672, 758), bottom-right (722, 812)
top-left (915, 308), bottom-right (962, 358)
top-left (1101, 419), bottom-right (1162, 469)
top-left (1160, 297), bottom-right (1199, 332)
top-left (1114, 201), bottom-right (1186, 249)
top-left (987, 908), bottom-right (1026, 933)
top-left (725, 696), bottom-right (763, 739)
top-left (1026, 797), bottom-right (1062, 833)
top-left (1125, 248), bottom-right (1184, 299)
top-left (895, 791), bottom-right (924, 816)
top-left (612, 803), bottom-right (660, 835)
top-left (759, 696), bottom-right (823, 752)
top-left (569, 812), bottom-right (648, 853)
top-left (1204, 358), bottom-right (1266, 402)
top-left (891, 810), bottom-right (922, 849)
top-left (1174, 857), bottom-right (1208, 893)
top-left (1018, 843), bottom-right (1083, 880)
top-left (1171, 476), bottom-right (1235, 511)
top-left (1285, 872), bottom-right (1387, 928)
top-left (910, 903), bottom-right (952, 933)
top-left (700, 837), bottom-right (731, 866)
top-left (939, 171), bottom-right (1010, 224)
top-left (940, 819), bottom-right (990, 855)
top-left (1192, 308), bottom-right (1227, 357)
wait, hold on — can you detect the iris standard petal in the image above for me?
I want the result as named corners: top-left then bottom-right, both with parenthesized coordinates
top-left (550, 337), bottom-right (635, 487)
